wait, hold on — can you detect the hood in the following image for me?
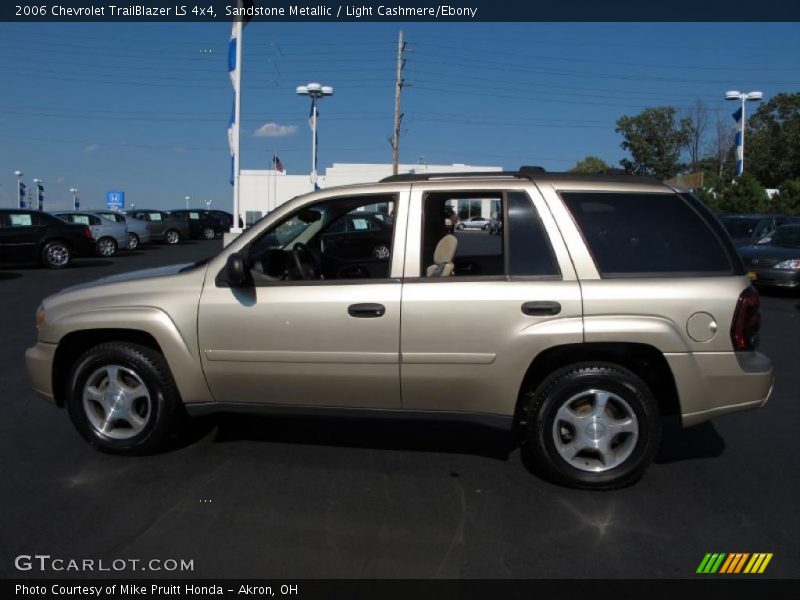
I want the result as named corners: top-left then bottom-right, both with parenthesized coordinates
top-left (60, 262), bottom-right (193, 293)
top-left (739, 244), bottom-right (800, 261)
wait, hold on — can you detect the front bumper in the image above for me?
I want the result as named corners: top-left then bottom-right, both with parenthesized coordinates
top-left (748, 268), bottom-right (800, 288)
top-left (665, 351), bottom-right (774, 427)
top-left (25, 341), bottom-right (57, 404)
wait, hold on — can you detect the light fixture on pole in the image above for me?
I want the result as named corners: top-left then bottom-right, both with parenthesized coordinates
top-left (725, 90), bottom-right (763, 176)
top-left (14, 170), bottom-right (24, 209)
top-left (185, 195), bottom-right (190, 209)
top-left (296, 82), bottom-right (334, 190)
top-left (70, 188), bottom-right (79, 210)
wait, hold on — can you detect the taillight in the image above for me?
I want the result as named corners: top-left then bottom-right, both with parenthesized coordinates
top-left (731, 286), bottom-right (761, 351)
top-left (83, 226), bottom-right (93, 239)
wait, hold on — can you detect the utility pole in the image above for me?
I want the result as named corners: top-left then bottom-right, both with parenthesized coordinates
top-left (391, 30), bottom-right (406, 175)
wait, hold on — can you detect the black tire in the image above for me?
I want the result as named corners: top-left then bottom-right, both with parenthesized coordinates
top-left (66, 342), bottom-right (184, 455)
top-left (521, 362), bottom-right (661, 490)
top-left (128, 232), bottom-right (139, 250)
top-left (40, 240), bottom-right (72, 269)
top-left (202, 227), bottom-right (216, 240)
top-left (164, 229), bottom-right (180, 245)
top-left (96, 237), bottom-right (117, 257)
top-left (456, 223), bottom-right (465, 230)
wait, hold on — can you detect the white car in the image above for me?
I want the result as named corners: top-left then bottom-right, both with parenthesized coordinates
top-left (456, 216), bottom-right (492, 230)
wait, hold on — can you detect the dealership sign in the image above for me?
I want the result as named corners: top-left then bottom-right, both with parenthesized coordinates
top-left (106, 191), bottom-right (125, 210)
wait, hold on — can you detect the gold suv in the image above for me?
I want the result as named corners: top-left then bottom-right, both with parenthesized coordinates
top-left (25, 169), bottom-right (774, 488)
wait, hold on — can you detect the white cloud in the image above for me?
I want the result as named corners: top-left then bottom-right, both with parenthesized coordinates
top-left (83, 143), bottom-right (98, 154)
top-left (253, 122), bottom-right (297, 137)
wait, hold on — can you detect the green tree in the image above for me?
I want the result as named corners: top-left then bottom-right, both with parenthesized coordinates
top-left (615, 106), bottom-right (692, 179)
top-left (570, 156), bottom-right (610, 174)
top-left (771, 179), bottom-right (800, 216)
top-left (745, 92), bottom-right (800, 188)
top-left (710, 173), bottom-right (769, 214)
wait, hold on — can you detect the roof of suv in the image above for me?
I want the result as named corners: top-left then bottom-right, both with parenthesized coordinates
top-left (380, 167), bottom-right (663, 186)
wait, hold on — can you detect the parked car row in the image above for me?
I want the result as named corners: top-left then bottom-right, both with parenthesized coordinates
top-left (0, 208), bottom-right (233, 269)
top-left (719, 213), bottom-right (800, 290)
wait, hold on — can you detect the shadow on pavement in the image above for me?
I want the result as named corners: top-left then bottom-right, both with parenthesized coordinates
top-left (655, 416), bottom-right (725, 464)
top-left (69, 259), bottom-right (115, 268)
top-left (0, 271), bottom-right (23, 280)
top-left (201, 413), bottom-right (514, 460)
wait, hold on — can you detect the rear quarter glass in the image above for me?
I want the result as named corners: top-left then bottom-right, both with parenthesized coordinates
top-left (560, 191), bottom-right (741, 277)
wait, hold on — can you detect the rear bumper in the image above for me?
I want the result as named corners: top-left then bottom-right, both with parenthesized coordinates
top-left (24, 341), bottom-right (57, 404)
top-left (665, 351), bottom-right (774, 427)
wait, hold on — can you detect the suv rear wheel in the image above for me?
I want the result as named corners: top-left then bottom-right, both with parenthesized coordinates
top-left (522, 362), bottom-right (661, 489)
top-left (202, 226), bottom-right (216, 240)
top-left (66, 342), bottom-right (183, 455)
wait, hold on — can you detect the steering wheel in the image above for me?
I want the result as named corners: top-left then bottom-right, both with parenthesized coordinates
top-left (292, 242), bottom-right (322, 280)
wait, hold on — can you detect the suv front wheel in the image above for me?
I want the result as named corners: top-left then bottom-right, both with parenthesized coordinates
top-left (66, 342), bottom-right (183, 455)
top-left (522, 362), bottom-right (661, 490)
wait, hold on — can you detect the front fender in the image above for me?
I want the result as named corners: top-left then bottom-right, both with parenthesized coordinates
top-left (45, 307), bottom-right (213, 405)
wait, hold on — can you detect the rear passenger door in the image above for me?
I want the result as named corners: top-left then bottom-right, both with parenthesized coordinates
top-left (1, 211), bottom-right (46, 262)
top-left (399, 185), bottom-right (583, 417)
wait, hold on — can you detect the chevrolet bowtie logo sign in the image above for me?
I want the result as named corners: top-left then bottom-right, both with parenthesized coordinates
top-left (696, 553), bottom-right (773, 574)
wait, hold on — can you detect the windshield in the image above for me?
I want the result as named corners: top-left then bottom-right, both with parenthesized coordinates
top-left (720, 216), bottom-right (761, 237)
top-left (771, 226), bottom-right (800, 246)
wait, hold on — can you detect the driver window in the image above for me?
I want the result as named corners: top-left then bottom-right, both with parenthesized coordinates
top-left (247, 194), bottom-right (396, 283)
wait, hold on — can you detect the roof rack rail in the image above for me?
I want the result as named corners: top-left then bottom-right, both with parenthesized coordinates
top-left (379, 166), bottom-right (660, 184)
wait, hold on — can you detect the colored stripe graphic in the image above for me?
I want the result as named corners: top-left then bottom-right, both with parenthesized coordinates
top-left (744, 553), bottom-right (773, 574)
top-left (700, 553), bottom-right (772, 574)
top-left (697, 553), bottom-right (727, 574)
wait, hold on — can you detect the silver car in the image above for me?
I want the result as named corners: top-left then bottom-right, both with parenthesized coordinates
top-left (52, 211), bottom-right (129, 257)
top-left (93, 210), bottom-right (152, 250)
top-left (456, 216), bottom-right (492, 230)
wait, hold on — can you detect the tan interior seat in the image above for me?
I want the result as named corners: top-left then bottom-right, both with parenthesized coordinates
top-left (426, 234), bottom-right (458, 277)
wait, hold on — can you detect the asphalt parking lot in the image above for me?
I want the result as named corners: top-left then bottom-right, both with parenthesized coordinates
top-left (1, 240), bottom-right (798, 579)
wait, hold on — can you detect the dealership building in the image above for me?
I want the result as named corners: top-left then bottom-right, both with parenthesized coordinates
top-left (238, 162), bottom-right (502, 225)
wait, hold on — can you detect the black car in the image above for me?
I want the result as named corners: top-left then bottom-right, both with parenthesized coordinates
top-left (167, 209), bottom-right (226, 240)
top-left (0, 209), bottom-right (96, 269)
top-left (739, 224), bottom-right (800, 289)
top-left (126, 209), bottom-right (190, 245)
top-left (719, 214), bottom-right (767, 247)
top-left (207, 210), bottom-right (234, 229)
top-left (320, 211), bottom-right (392, 262)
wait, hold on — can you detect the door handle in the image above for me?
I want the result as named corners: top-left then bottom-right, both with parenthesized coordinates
top-left (348, 303), bottom-right (386, 318)
top-left (521, 301), bottom-right (561, 316)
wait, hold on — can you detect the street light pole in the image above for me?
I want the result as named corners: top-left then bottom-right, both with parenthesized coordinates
top-left (296, 82), bottom-right (334, 190)
top-left (14, 170), bottom-right (23, 209)
top-left (185, 195), bottom-right (190, 209)
top-left (70, 188), bottom-right (79, 210)
top-left (725, 90), bottom-right (763, 176)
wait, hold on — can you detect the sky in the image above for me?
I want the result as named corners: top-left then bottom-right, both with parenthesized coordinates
top-left (0, 21), bottom-right (798, 211)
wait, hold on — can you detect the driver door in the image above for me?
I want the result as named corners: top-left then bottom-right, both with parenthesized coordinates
top-left (197, 191), bottom-right (407, 409)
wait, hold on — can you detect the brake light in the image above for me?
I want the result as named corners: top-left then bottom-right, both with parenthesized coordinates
top-left (83, 226), bottom-right (93, 239)
top-left (731, 286), bottom-right (761, 351)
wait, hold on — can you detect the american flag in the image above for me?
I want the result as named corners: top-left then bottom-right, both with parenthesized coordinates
top-left (273, 154), bottom-right (284, 173)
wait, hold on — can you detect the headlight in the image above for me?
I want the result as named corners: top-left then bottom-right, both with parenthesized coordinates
top-left (35, 305), bottom-right (45, 333)
top-left (774, 259), bottom-right (800, 270)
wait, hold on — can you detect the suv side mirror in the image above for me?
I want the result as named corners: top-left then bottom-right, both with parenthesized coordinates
top-left (225, 252), bottom-right (248, 286)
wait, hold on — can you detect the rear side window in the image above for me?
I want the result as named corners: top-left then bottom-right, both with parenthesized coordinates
top-left (561, 192), bottom-right (734, 276)
top-left (508, 192), bottom-right (560, 277)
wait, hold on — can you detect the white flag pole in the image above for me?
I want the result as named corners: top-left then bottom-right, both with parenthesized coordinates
top-left (231, 18), bottom-right (244, 234)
